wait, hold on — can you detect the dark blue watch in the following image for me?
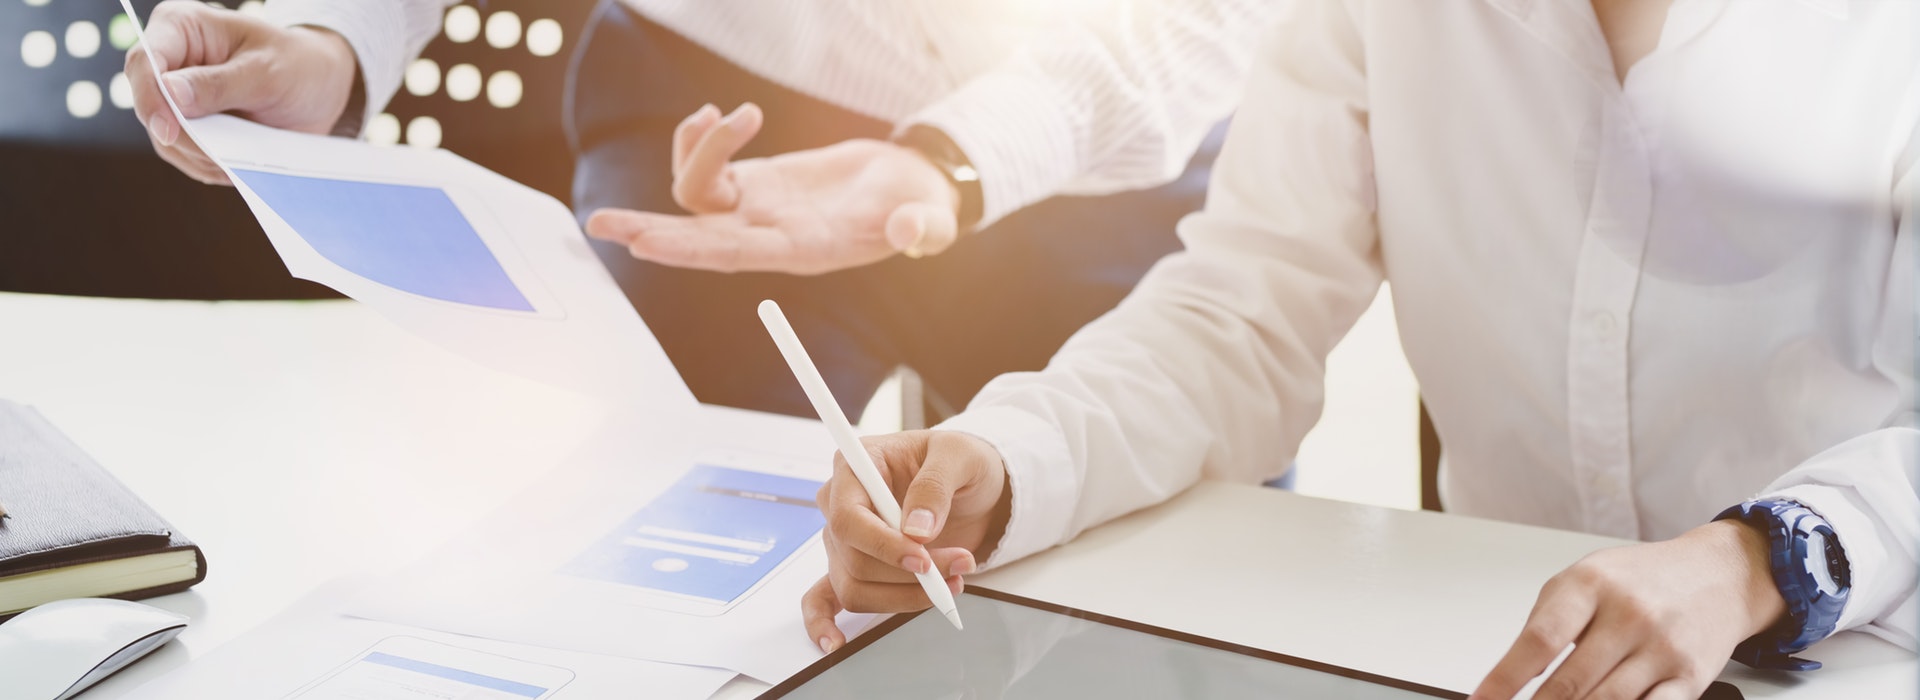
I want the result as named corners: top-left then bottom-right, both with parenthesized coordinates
top-left (1713, 499), bottom-right (1851, 671)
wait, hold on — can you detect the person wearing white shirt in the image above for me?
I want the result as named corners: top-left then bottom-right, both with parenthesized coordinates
top-left (806, 1), bottom-right (1918, 699)
top-left (123, 0), bottom-right (1279, 421)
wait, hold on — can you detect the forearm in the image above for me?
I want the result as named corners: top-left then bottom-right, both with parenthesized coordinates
top-left (905, 0), bottom-right (1284, 229)
top-left (264, 0), bottom-right (455, 133)
top-left (940, 2), bottom-right (1383, 568)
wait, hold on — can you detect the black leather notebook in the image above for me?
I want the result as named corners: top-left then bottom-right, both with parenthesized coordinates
top-left (0, 400), bottom-right (207, 617)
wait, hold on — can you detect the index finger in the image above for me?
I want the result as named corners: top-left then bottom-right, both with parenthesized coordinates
top-left (1470, 582), bottom-right (1596, 700)
top-left (672, 103), bottom-right (762, 213)
top-left (826, 453), bottom-right (931, 573)
top-left (671, 104), bottom-right (721, 178)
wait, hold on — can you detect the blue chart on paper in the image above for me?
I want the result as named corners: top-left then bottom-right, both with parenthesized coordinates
top-left (230, 169), bottom-right (534, 312)
top-left (561, 466), bottom-right (826, 604)
top-left (355, 653), bottom-right (549, 698)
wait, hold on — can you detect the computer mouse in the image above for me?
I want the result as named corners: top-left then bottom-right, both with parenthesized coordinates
top-left (0, 598), bottom-right (188, 700)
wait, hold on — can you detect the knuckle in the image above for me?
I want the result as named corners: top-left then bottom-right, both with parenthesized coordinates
top-left (1590, 684), bottom-right (1634, 700)
top-left (1645, 634), bottom-right (1684, 661)
top-left (837, 587), bottom-right (881, 614)
top-left (910, 470), bottom-right (951, 497)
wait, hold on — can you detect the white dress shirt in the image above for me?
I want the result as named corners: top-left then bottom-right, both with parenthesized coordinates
top-left (939, 0), bottom-right (1919, 649)
top-left (262, 0), bottom-right (1282, 229)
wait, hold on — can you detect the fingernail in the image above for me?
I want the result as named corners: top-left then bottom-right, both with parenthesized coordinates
top-left (163, 74), bottom-right (193, 109)
top-left (903, 509), bottom-right (935, 538)
top-left (951, 557), bottom-right (976, 576)
top-left (901, 554), bottom-right (929, 574)
top-left (817, 636), bottom-right (838, 653)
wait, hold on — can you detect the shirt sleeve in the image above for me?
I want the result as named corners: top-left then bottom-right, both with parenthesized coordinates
top-left (264, 0), bottom-right (455, 133)
top-left (903, 0), bottom-right (1286, 230)
top-left (1758, 124), bottom-right (1920, 651)
top-left (936, 0), bottom-right (1382, 568)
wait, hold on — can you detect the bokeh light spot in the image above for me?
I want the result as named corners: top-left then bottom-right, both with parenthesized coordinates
top-left (485, 11), bottom-right (521, 50)
top-left (21, 30), bottom-right (55, 68)
top-left (445, 63), bottom-right (481, 102)
top-left (486, 70), bottom-right (522, 109)
top-left (67, 80), bottom-right (103, 119)
top-left (405, 58), bottom-right (440, 97)
top-left (444, 5), bottom-right (480, 44)
top-left (406, 115), bottom-right (443, 150)
top-left (526, 18), bottom-right (563, 57)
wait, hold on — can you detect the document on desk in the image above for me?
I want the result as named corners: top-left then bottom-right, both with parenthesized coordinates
top-left (342, 411), bottom-right (873, 684)
top-left (119, 1), bottom-right (693, 408)
top-left (124, 582), bottom-right (737, 700)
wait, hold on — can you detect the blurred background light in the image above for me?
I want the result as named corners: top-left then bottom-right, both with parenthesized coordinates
top-left (444, 5), bottom-right (480, 44)
top-left (109, 71), bottom-right (133, 110)
top-left (486, 69), bottom-right (521, 109)
top-left (65, 20), bottom-right (101, 59)
top-left (405, 58), bottom-right (440, 97)
top-left (66, 80), bottom-right (102, 119)
top-left (108, 14), bottom-right (138, 51)
top-left (405, 115), bottom-right (442, 149)
top-left (444, 63), bottom-right (481, 102)
top-left (484, 11), bottom-right (521, 50)
top-left (22, 30), bottom-right (56, 69)
top-left (525, 18), bottom-right (562, 58)
top-left (367, 112), bottom-right (402, 146)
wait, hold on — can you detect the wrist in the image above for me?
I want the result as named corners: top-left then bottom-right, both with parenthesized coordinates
top-left (288, 26), bottom-right (362, 135)
top-left (892, 124), bottom-right (984, 232)
top-left (973, 465), bottom-right (1013, 563)
top-left (1702, 519), bottom-right (1789, 637)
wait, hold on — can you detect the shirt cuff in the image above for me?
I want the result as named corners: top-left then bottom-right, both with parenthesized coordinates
top-left (934, 404), bottom-right (1077, 570)
top-left (264, 0), bottom-right (411, 135)
top-left (1761, 484), bottom-right (1890, 634)
top-left (904, 72), bottom-right (1079, 230)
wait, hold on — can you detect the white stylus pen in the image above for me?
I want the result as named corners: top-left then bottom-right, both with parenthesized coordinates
top-left (758, 300), bottom-right (964, 631)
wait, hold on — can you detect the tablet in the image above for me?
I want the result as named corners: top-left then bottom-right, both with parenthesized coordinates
top-left (763, 588), bottom-right (1749, 699)
top-left (761, 587), bottom-right (1460, 698)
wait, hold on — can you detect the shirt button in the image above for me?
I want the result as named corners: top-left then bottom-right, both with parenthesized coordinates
top-left (1593, 311), bottom-right (1618, 337)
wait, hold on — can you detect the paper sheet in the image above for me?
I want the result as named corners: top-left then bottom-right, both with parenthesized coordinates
top-left (341, 411), bottom-right (876, 684)
top-left (119, 1), bottom-right (693, 408)
top-left (123, 581), bottom-right (737, 700)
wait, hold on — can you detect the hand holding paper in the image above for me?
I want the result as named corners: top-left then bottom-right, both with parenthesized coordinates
top-left (126, 0), bottom-right (359, 185)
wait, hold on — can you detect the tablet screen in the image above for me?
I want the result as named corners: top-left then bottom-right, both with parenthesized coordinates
top-left (763, 588), bottom-right (1462, 698)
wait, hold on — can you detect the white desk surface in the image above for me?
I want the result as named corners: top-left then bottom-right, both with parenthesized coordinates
top-left (0, 291), bottom-right (1909, 699)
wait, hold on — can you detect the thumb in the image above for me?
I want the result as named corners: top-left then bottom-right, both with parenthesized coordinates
top-left (885, 201), bottom-right (960, 259)
top-left (899, 447), bottom-right (968, 543)
top-left (162, 61), bottom-right (253, 117)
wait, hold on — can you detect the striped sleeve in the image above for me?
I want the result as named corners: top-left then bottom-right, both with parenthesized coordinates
top-left (265, 0), bottom-right (455, 133)
top-left (905, 0), bottom-right (1287, 229)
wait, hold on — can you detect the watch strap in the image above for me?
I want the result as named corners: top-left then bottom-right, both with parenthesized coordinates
top-left (893, 124), bottom-right (984, 232)
top-left (1714, 499), bottom-right (1850, 671)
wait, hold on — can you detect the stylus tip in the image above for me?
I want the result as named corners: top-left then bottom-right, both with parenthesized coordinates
top-left (944, 608), bottom-right (964, 631)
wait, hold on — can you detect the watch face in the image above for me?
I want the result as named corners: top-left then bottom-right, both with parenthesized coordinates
top-left (1805, 529), bottom-right (1842, 594)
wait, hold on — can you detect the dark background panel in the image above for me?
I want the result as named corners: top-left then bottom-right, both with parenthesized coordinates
top-left (0, 0), bottom-right (599, 300)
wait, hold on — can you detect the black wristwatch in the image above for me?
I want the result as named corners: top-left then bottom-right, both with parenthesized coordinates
top-left (892, 124), bottom-right (984, 233)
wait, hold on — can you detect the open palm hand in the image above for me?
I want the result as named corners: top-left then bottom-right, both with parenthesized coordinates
top-left (587, 103), bottom-right (961, 275)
